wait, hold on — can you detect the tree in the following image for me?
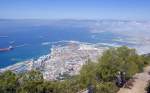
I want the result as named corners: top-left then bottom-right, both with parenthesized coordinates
top-left (79, 60), bottom-right (97, 88)
top-left (17, 70), bottom-right (44, 93)
top-left (0, 46), bottom-right (148, 93)
top-left (0, 71), bottom-right (18, 93)
top-left (96, 46), bottom-right (145, 83)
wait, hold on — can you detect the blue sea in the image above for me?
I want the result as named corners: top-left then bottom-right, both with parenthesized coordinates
top-left (0, 20), bottom-right (129, 68)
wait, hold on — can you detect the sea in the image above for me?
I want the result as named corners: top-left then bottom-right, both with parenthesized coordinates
top-left (0, 20), bottom-right (134, 68)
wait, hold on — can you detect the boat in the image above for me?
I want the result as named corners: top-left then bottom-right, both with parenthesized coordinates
top-left (0, 36), bottom-right (8, 38)
top-left (0, 46), bottom-right (13, 52)
top-left (9, 41), bottom-right (15, 44)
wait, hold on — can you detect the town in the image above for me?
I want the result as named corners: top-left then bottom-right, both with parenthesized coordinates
top-left (0, 41), bottom-right (107, 80)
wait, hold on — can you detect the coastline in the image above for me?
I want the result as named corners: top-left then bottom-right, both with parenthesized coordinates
top-left (1, 40), bottom-right (149, 80)
top-left (0, 41), bottom-right (108, 80)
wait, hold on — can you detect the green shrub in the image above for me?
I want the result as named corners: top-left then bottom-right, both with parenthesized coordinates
top-left (96, 82), bottom-right (119, 93)
top-left (0, 46), bottom-right (149, 93)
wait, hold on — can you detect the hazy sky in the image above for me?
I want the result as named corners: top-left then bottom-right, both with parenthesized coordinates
top-left (0, 0), bottom-right (150, 20)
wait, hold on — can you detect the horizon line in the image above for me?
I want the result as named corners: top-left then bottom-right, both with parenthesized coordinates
top-left (0, 18), bottom-right (149, 22)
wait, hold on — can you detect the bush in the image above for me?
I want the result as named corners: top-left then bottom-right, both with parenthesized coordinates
top-left (96, 82), bottom-right (119, 93)
top-left (0, 71), bottom-right (18, 93)
top-left (0, 46), bottom-right (149, 93)
top-left (96, 46), bottom-right (144, 81)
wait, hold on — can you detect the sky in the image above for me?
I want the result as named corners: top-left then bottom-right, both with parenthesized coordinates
top-left (0, 0), bottom-right (150, 20)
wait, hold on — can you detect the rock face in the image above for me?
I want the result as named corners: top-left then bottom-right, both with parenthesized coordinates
top-left (0, 41), bottom-right (107, 80)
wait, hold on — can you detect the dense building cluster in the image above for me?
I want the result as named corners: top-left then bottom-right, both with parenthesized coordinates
top-left (0, 42), bottom-right (107, 80)
top-left (43, 43), bottom-right (107, 80)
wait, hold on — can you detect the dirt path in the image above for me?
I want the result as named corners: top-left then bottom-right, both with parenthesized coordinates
top-left (117, 66), bottom-right (150, 93)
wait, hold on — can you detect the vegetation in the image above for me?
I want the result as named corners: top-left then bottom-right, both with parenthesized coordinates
top-left (0, 46), bottom-right (150, 93)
